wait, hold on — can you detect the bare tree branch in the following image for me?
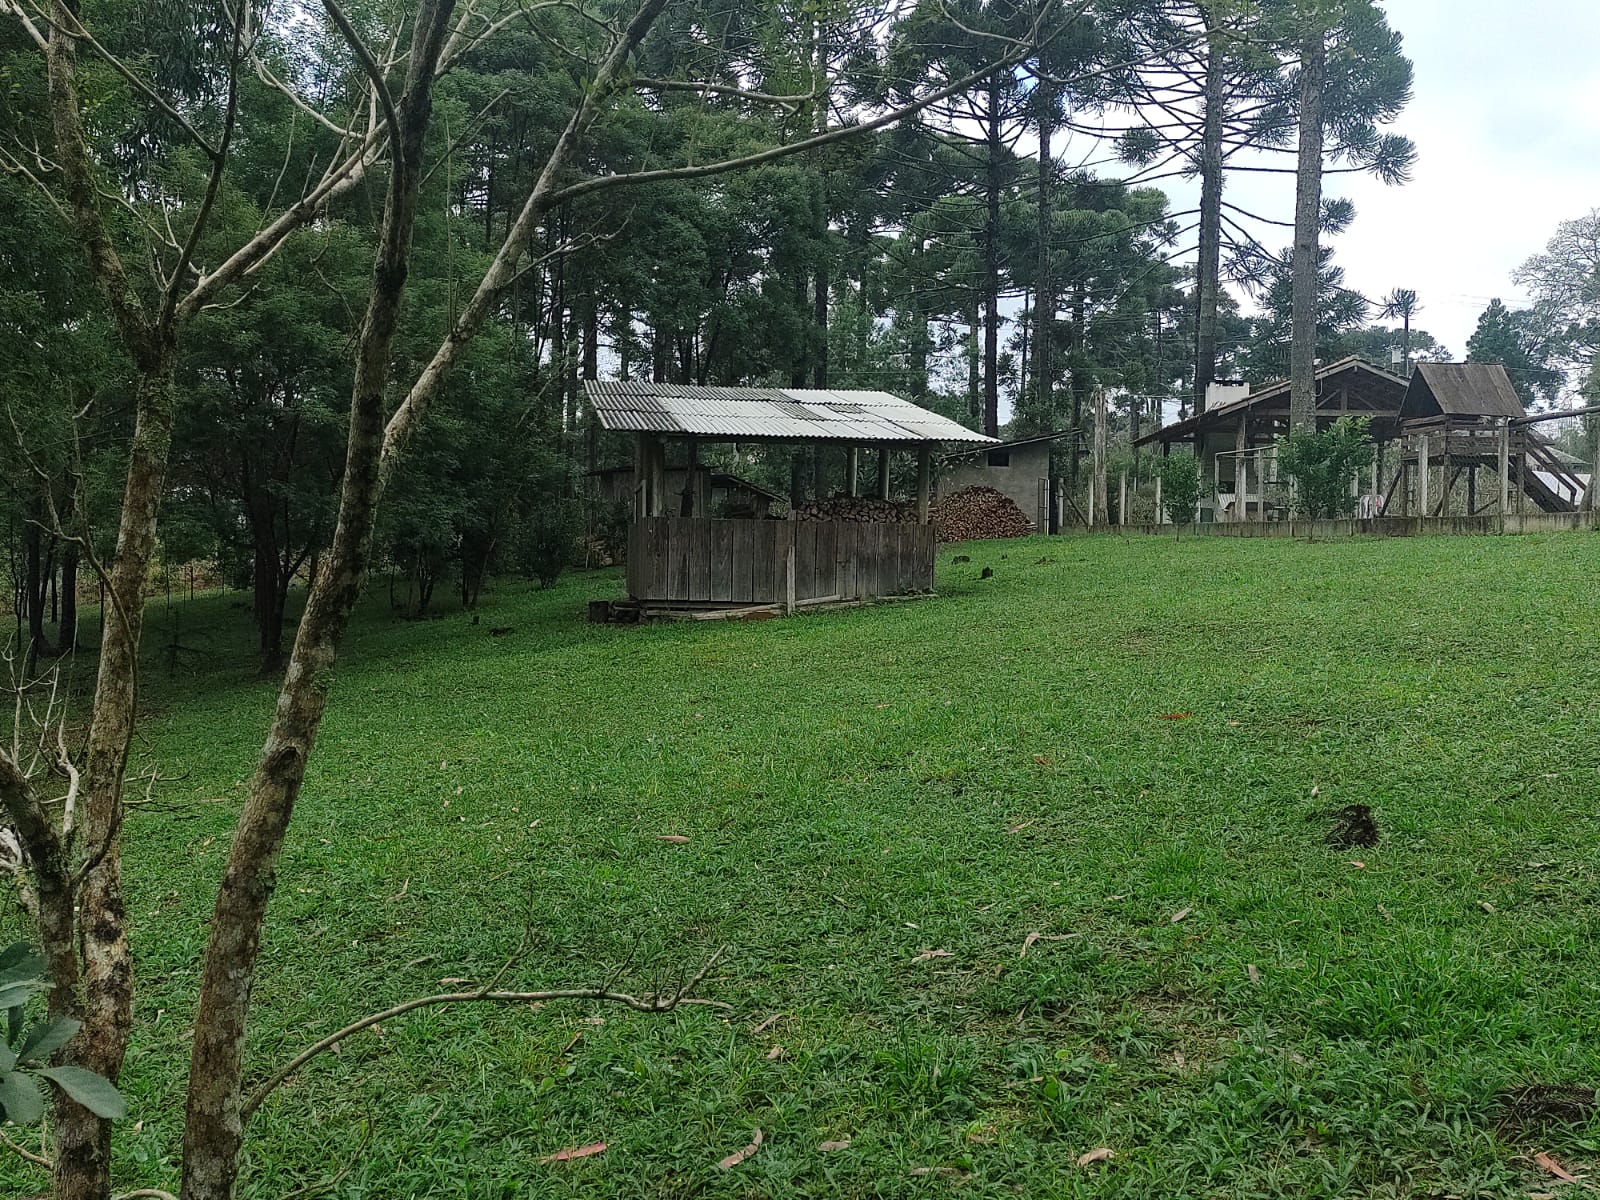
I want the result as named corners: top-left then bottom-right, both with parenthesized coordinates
top-left (241, 946), bottom-right (731, 1120)
top-left (0, 1126), bottom-right (51, 1168)
top-left (160, 0), bottom-right (247, 327)
top-left (634, 77), bottom-right (818, 112)
top-left (321, 0), bottom-right (404, 162)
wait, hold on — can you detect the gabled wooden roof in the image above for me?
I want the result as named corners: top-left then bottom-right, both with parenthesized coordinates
top-left (1135, 357), bottom-right (1407, 446)
top-left (1400, 363), bottom-right (1524, 422)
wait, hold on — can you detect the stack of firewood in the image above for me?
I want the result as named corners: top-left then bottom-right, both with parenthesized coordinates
top-left (931, 486), bottom-right (1034, 542)
top-left (793, 496), bottom-right (916, 523)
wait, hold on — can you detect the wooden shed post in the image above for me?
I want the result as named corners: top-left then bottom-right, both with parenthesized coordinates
top-left (847, 447), bottom-right (860, 497)
top-left (1417, 433), bottom-right (1430, 521)
top-left (633, 433), bottom-right (649, 518)
top-left (1154, 472), bottom-right (1163, 525)
top-left (916, 447), bottom-right (932, 524)
top-left (1119, 470), bottom-right (1128, 527)
top-left (877, 448), bottom-right (891, 500)
top-left (1498, 420), bottom-right (1510, 520)
top-left (682, 439), bottom-right (699, 517)
top-left (1370, 442), bottom-right (1382, 515)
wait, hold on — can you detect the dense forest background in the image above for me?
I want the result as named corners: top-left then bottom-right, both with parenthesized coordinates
top-left (2, 0), bottom-right (1594, 669)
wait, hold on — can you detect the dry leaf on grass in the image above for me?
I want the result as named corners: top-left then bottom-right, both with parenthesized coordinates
top-left (1020, 931), bottom-right (1042, 958)
top-left (1533, 1152), bottom-right (1581, 1183)
top-left (718, 1128), bottom-right (763, 1170)
top-left (1007, 820), bottom-right (1035, 834)
top-left (655, 834), bottom-right (691, 844)
top-left (908, 1166), bottom-right (965, 1179)
top-left (1033, 754), bottom-right (1052, 765)
top-left (766, 1045), bottom-right (785, 1060)
top-left (751, 1012), bottom-right (784, 1035)
top-left (1170, 907), bottom-right (1192, 924)
top-left (1480, 900), bottom-right (1497, 914)
top-left (1159, 713), bottom-right (1192, 720)
top-left (818, 1139), bottom-right (851, 1152)
top-left (910, 949), bottom-right (954, 964)
top-left (540, 1142), bottom-right (606, 1164)
top-left (1246, 964), bottom-right (1260, 985)
top-left (1077, 1147), bottom-right (1114, 1167)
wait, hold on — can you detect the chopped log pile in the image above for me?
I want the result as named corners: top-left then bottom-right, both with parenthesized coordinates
top-left (931, 485), bottom-right (1034, 542)
top-left (793, 496), bottom-right (916, 523)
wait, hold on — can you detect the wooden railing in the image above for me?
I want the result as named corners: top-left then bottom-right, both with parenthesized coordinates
top-left (626, 517), bottom-right (936, 609)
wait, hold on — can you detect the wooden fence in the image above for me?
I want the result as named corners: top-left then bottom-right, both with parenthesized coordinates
top-left (1097, 512), bottom-right (1599, 540)
top-left (626, 517), bottom-right (936, 609)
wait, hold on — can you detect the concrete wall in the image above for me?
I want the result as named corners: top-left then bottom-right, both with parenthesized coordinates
top-left (940, 440), bottom-right (1052, 528)
top-left (1079, 512), bottom-right (1597, 539)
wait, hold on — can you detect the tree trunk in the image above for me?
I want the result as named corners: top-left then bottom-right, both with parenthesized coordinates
top-left (179, 8), bottom-right (458, 1198)
top-left (982, 74), bottom-right (1002, 438)
top-left (1289, 24), bottom-right (1326, 436)
top-left (57, 348), bottom-right (177, 1200)
top-left (1194, 17), bottom-right (1225, 417)
top-left (1033, 79), bottom-right (1054, 429)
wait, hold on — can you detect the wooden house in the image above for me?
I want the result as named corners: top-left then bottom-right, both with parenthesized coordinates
top-left (1136, 357), bottom-right (1408, 521)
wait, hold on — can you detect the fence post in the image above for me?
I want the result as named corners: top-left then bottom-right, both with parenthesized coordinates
top-left (1498, 420), bottom-right (1510, 531)
top-left (1418, 433), bottom-right (1430, 523)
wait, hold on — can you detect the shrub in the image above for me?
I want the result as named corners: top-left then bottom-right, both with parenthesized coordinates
top-left (1156, 454), bottom-right (1201, 524)
top-left (1278, 416), bottom-right (1374, 519)
top-left (516, 502), bottom-right (581, 589)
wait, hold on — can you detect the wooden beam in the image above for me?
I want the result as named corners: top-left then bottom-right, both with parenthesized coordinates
top-left (847, 447), bottom-right (860, 497)
top-left (1498, 420), bottom-right (1510, 518)
top-left (1418, 433), bottom-right (1430, 519)
top-left (915, 447), bottom-right (932, 524)
top-left (877, 447), bottom-right (891, 500)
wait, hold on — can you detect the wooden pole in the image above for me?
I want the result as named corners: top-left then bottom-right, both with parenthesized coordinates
top-left (1439, 438), bottom-right (1452, 516)
top-left (847, 447), bottom-right (860, 497)
top-left (1154, 473), bottom-right (1163, 525)
top-left (916, 447), bottom-right (932, 524)
top-left (877, 448), bottom-right (891, 500)
top-left (1092, 387), bottom-right (1108, 526)
top-left (1370, 442), bottom-right (1382, 516)
top-left (1498, 420), bottom-right (1510, 523)
top-left (1417, 433), bottom-right (1430, 521)
top-left (1119, 470), bottom-right (1128, 527)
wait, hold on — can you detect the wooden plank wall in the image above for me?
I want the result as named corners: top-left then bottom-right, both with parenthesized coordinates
top-left (627, 518), bottom-right (934, 605)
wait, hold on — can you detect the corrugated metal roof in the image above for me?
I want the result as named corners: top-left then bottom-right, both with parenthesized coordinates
top-left (585, 382), bottom-right (995, 445)
top-left (1404, 363), bottom-right (1524, 420)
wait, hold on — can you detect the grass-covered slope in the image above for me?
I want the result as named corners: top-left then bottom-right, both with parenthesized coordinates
top-left (6, 532), bottom-right (1600, 1197)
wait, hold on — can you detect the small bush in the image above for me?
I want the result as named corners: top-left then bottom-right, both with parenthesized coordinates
top-left (516, 502), bottom-right (581, 589)
top-left (1157, 454), bottom-right (1201, 524)
top-left (1278, 417), bottom-right (1374, 519)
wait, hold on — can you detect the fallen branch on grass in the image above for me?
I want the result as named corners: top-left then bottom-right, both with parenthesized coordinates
top-left (242, 946), bottom-right (731, 1119)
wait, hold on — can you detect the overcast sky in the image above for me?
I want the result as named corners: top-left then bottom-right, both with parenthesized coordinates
top-left (1265, 0), bottom-right (1600, 356)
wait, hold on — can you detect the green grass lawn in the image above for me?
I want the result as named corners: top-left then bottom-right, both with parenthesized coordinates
top-left (6, 531), bottom-right (1600, 1198)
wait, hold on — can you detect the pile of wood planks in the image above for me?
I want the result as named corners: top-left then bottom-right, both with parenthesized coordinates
top-left (931, 485), bottom-right (1033, 542)
top-left (793, 496), bottom-right (916, 523)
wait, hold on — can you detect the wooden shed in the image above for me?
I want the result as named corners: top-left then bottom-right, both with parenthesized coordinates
top-left (585, 382), bottom-right (996, 618)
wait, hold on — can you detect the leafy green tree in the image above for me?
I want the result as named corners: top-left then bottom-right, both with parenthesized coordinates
top-left (1157, 452), bottom-right (1201, 523)
top-left (1278, 415), bottom-right (1374, 518)
top-left (1466, 299), bottom-right (1563, 407)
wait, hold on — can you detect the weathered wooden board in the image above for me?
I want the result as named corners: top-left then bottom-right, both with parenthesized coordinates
top-left (624, 517), bottom-right (933, 607)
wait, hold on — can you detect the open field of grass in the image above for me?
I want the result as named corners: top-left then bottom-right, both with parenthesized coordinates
top-left (5, 531), bottom-right (1600, 1198)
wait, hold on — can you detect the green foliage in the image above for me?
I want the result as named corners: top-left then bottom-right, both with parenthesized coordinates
top-left (1156, 453), bottom-right (1201, 524)
top-left (0, 944), bottom-right (125, 1127)
top-left (1277, 415), bottom-right (1375, 518)
top-left (511, 502), bottom-right (581, 589)
top-left (1467, 299), bottom-right (1562, 407)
